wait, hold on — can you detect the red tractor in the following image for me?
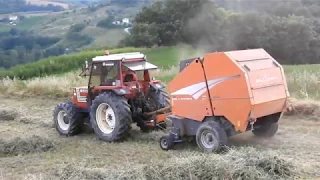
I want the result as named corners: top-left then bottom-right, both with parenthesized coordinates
top-left (53, 52), bottom-right (170, 142)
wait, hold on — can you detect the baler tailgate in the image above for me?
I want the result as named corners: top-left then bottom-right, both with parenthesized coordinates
top-left (247, 67), bottom-right (286, 104)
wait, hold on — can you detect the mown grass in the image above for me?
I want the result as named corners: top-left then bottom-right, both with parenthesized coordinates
top-left (54, 147), bottom-right (294, 180)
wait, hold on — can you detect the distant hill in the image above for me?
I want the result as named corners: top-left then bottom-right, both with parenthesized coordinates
top-left (27, 1), bottom-right (153, 48)
top-left (0, 0), bottom-right (153, 49)
top-left (0, 0), bottom-right (154, 69)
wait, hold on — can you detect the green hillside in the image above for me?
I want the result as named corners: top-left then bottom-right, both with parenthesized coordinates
top-left (0, 0), bottom-right (150, 58)
top-left (0, 0), bottom-right (152, 70)
top-left (27, 1), bottom-right (151, 49)
top-left (0, 16), bottom-right (46, 32)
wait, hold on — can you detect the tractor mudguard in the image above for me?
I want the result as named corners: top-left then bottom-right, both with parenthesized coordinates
top-left (150, 83), bottom-right (165, 91)
top-left (111, 88), bottom-right (131, 96)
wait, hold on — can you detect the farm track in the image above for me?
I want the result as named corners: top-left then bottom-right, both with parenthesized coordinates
top-left (0, 94), bottom-right (320, 179)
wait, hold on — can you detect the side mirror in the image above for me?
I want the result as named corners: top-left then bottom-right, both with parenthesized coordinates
top-left (82, 60), bottom-right (89, 71)
top-left (80, 60), bottom-right (89, 77)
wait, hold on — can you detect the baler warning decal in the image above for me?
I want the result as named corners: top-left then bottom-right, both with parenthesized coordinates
top-left (171, 74), bottom-right (240, 100)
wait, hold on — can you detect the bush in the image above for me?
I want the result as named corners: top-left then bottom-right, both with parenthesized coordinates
top-left (68, 23), bottom-right (86, 33)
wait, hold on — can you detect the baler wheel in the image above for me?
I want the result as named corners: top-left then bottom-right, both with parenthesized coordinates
top-left (159, 135), bottom-right (174, 150)
top-left (196, 121), bottom-right (227, 153)
top-left (252, 122), bottom-right (278, 138)
top-left (90, 92), bottom-right (132, 142)
top-left (53, 101), bottom-right (83, 136)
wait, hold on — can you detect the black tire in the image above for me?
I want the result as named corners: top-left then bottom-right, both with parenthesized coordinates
top-left (196, 121), bottom-right (227, 153)
top-left (90, 91), bottom-right (132, 142)
top-left (160, 135), bottom-right (174, 150)
top-left (136, 88), bottom-right (170, 132)
top-left (252, 122), bottom-right (278, 138)
top-left (149, 88), bottom-right (171, 110)
top-left (53, 101), bottom-right (83, 136)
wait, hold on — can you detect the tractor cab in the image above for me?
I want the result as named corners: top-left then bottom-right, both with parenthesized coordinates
top-left (78, 51), bottom-right (162, 107)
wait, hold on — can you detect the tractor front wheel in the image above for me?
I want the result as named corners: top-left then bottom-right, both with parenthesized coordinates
top-left (252, 122), bottom-right (278, 138)
top-left (196, 121), bottom-right (227, 153)
top-left (53, 101), bottom-right (83, 136)
top-left (90, 92), bottom-right (132, 142)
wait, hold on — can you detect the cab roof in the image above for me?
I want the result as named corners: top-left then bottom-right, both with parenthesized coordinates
top-left (92, 52), bottom-right (146, 62)
top-left (123, 61), bottom-right (158, 71)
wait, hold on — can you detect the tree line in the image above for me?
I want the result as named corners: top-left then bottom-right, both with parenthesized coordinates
top-left (0, 29), bottom-right (63, 68)
top-left (0, 0), bottom-right (64, 14)
top-left (0, 21), bottom-right (96, 69)
top-left (122, 0), bottom-right (320, 65)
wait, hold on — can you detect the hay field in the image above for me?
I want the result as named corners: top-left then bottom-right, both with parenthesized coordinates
top-left (1, 66), bottom-right (320, 179)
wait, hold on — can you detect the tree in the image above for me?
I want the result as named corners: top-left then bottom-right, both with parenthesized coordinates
top-left (125, 0), bottom-right (214, 47)
top-left (96, 16), bottom-right (116, 28)
top-left (123, 0), bottom-right (320, 65)
top-left (68, 23), bottom-right (86, 33)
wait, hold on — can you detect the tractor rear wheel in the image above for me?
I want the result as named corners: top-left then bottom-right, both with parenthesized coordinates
top-left (252, 122), bottom-right (278, 138)
top-left (136, 88), bottom-right (170, 132)
top-left (90, 92), bottom-right (132, 142)
top-left (196, 121), bottom-right (227, 153)
top-left (53, 101), bottom-right (83, 136)
top-left (149, 88), bottom-right (170, 110)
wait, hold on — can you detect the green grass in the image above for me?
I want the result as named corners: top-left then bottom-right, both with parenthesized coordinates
top-left (0, 47), bottom-right (146, 80)
top-left (282, 64), bottom-right (320, 99)
top-left (18, 16), bottom-right (46, 30)
top-left (0, 45), bottom-right (201, 80)
top-left (0, 16), bottom-right (46, 32)
top-left (144, 45), bottom-right (205, 68)
top-left (284, 64), bottom-right (320, 73)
